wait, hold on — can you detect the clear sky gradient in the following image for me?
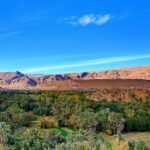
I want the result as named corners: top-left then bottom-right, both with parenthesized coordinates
top-left (0, 0), bottom-right (150, 74)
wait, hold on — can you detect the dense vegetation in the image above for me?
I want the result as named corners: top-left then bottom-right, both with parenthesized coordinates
top-left (0, 90), bottom-right (149, 149)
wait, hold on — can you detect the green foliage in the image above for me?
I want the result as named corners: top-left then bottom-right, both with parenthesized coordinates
top-left (56, 132), bottom-right (104, 150)
top-left (124, 111), bottom-right (150, 132)
top-left (107, 112), bottom-right (125, 134)
top-left (15, 129), bottom-right (56, 150)
top-left (33, 107), bottom-right (50, 115)
top-left (0, 106), bottom-right (31, 128)
top-left (128, 140), bottom-right (149, 150)
top-left (77, 110), bottom-right (98, 132)
top-left (0, 122), bottom-right (11, 145)
top-left (55, 127), bottom-right (68, 137)
top-left (0, 90), bottom-right (149, 149)
top-left (124, 108), bottom-right (135, 118)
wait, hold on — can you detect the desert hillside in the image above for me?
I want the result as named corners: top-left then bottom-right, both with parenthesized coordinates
top-left (0, 66), bottom-right (150, 90)
top-left (35, 79), bottom-right (150, 90)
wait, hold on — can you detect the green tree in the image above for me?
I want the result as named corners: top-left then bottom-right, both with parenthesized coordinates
top-left (107, 112), bottom-right (125, 134)
top-left (0, 122), bottom-right (11, 145)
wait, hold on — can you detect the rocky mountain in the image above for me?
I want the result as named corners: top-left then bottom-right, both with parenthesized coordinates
top-left (0, 71), bottom-right (37, 89)
top-left (0, 66), bottom-right (150, 90)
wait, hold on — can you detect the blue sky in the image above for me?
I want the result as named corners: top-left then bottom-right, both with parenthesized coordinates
top-left (0, 0), bottom-right (150, 74)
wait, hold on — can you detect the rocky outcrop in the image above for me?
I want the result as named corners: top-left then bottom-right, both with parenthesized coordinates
top-left (0, 71), bottom-right (37, 89)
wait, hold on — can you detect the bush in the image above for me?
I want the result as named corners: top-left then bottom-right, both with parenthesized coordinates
top-left (48, 130), bottom-right (65, 143)
top-left (124, 108), bottom-right (135, 118)
top-left (128, 140), bottom-right (149, 150)
top-left (0, 106), bottom-right (32, 127)
top-left (39, 117), bottom-right (58, 129)
top-left (33, 107), bottom-right (50, 115)
top-left (0, 122), bottom-right (11, 145)
top-left (105, 129), bottom-right (113, 135)
top-left (56, 132), bottom-right (104, 150)
top-left (124, 116), bottom-right (150, 132)
top-left (107, 112), bottom-right (125, 134)
top-left (15, 129), bottom-right (56, 150)
top-left (67, 115), bottom-right (78, 127)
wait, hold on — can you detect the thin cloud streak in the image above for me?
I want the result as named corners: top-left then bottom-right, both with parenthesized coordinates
top-left (67, 14), bottom-right (112, 26)
top-left (23, 54), bottom-right (150, 73)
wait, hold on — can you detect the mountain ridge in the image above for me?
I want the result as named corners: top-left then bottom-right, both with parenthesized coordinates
top-left (0, 65), bottom-right (150, 90)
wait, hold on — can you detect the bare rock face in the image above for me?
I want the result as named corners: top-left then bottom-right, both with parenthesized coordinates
top-left (74, 66), bottom-right (150, 80)
top-left (0, 71), bottom-right (37, 89)
top-left (41, 66), bottom-right (150, 81)
top-left (0, 66), bottom-right (150, 90)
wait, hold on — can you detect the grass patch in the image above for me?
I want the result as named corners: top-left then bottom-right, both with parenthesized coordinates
top-left (67, 127), bottom-right (77, 132)
top-left (55, 127), bottom-right (68, 137)
top-left (31, 118), bottom-right (39, 122)
top-left (105, 142), bottom-right (112, 149)
top-left (49, 127), bottom-right (77, 137)
top-left (63, 127), bottom-right (77, 133)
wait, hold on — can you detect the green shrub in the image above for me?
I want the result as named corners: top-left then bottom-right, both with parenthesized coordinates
top-left (33, 107), bottom-right (50, 115)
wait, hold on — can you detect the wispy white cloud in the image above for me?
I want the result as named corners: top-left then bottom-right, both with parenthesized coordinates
top-left (66, 14), bottom-right (112, 26)
top-left (22, 54), bottom-right (150, 73)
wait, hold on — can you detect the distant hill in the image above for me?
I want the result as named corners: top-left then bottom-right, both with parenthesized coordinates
top-left (0, 66), bottom-right (150, 90)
